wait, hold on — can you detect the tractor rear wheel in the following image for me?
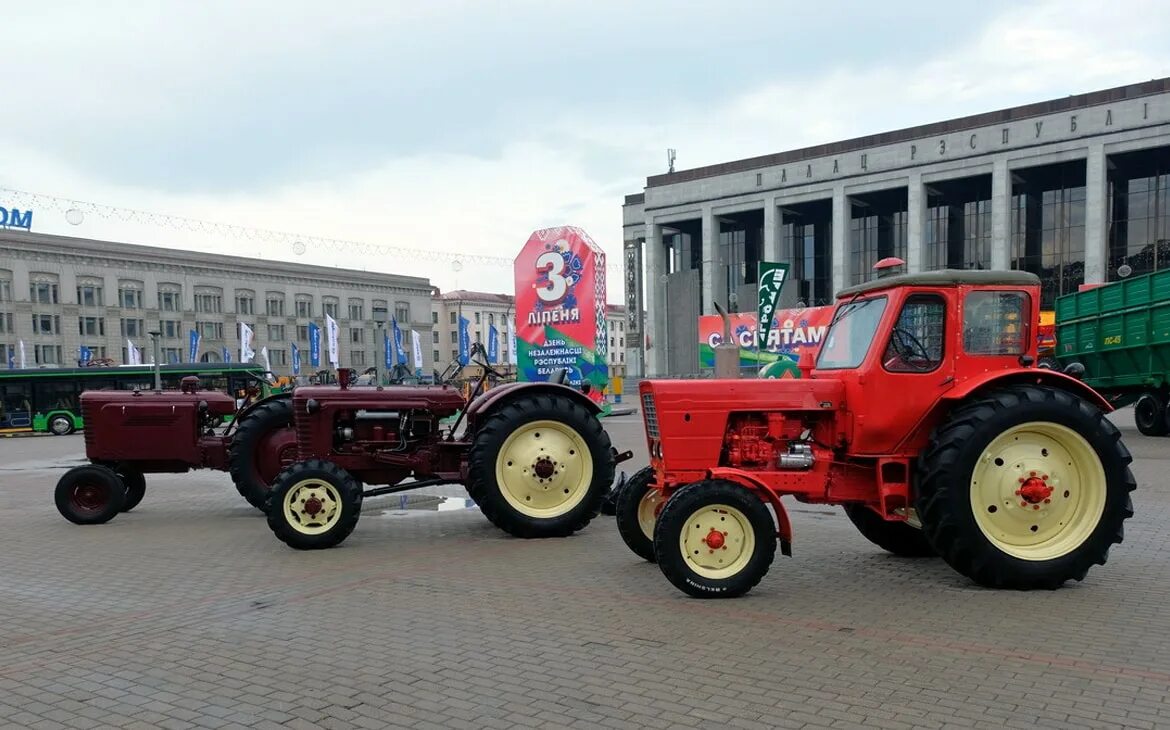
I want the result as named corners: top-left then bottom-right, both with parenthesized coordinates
top-left (1133, 393), bottom-right (1169, 437)
top-left (117, 468), bottom-right (146, 512)
top-left (228, 398), bottom-right (296, 511)
top-left (466, 393), bottom-right (613, 538)
top-left (55, 465), bottom-right (125, 525)
top-left (615, 466), bottom-right (661, 562)
top-left (842, 504), bottom-right (935, 557)
top-left (654, 480), bottom-right (776, 598)
top-left (917, 385), bottom-right (1135, 590)
top-left (266, 459), bottom-right (363, 550)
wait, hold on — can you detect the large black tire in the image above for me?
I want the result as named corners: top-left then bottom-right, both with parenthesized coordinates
top-left (117, 468), bottom-right (146, 512)
top-left (842, 504), bottom-right (935, 557)
top-left (228, 397), bottom-right (295, 511)
top-left (55, 465), bottom-right (125, 525)
top-left (1134, 393), bottom-right (1169, 437)
top-left (917, 385), bottom-right (1135, 590)
top-left (266, 459), bottom-right (363, 550)
top-left (466, 393), bottom-right (613, 539)
top-left (615, 467), bottom-right (660, 562)
top-left (654, 480), bottom-right (777, 598)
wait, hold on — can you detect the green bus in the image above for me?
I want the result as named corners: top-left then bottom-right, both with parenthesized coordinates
top-left (0, 363), bottom-right (277, 435)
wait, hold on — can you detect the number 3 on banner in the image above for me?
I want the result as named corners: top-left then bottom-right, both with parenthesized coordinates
top-left (535, 250), bottom-right (568, 303)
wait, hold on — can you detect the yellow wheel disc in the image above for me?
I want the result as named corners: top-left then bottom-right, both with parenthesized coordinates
top-left (970, 421), bottom-right (1106, 561)
top-left (282, 479), bottom-right (344, 536)
top-left (495, 419), bottom-right (592, 518)
top-left (678, 503), bottom-right (756, 580)
top-left (637, 488), bottom-right (665, 540)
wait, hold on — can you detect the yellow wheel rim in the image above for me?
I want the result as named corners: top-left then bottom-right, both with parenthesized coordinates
top-left (495, 419), bottom-right (592, 518)
top-left (970, 421), bottom-right (1106, 561)
top-left (678, 503), bottom-right (756, 580)
top-left (282, 479), bottom-right (344, 535)
top-left (637, 488), bottom-right (665, 540)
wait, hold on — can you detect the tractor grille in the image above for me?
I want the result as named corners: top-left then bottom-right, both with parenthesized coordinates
top-left (641, 392), bottom-right (659, 439)
top-left (81, 401), bottom-right (95, 449)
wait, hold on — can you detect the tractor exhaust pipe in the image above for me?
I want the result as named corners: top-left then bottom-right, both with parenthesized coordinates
top-left (712, 301), bottom-right (741, 379)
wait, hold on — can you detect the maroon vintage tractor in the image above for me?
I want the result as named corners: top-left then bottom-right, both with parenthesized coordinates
top-left (53, 375), bottom-right (296, 524)
top-left (623, 270), bottom-right (1135, 598)
top-left (263, 347), bottom-right (631, 549)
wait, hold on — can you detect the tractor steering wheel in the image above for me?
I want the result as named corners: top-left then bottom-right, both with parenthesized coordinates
top-left (887, 327), bottom-right (934, 371)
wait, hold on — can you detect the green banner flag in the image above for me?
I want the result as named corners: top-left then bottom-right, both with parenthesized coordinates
top-left (757, 262), bottom-right (789, 351)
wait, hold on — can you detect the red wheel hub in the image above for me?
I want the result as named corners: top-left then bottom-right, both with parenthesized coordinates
top-left (533, 457), bottom-right (556, 479)
top-left (1018, 476), bottom-right (1053, 504)
top-left (704, 529), bottom-right (725, 549)
top-left (303, 496), bottom-right (323, 516)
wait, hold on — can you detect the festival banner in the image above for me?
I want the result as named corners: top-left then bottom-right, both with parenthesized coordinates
top-left (506, 316), bottom-right (517, 365)
top-left (698, 305), bottom-right (835, 376)
top-left (756, 262), bottom-right (789, 352)
top-left (79, 345), bottom-right (92, 366)
top-left (324, 315), bottom-right (339, 368)
top-left (392, 317), bottom-right (407, 366)
top-left (291, 342), bottom-right (301, 376)
top-left (222, 346), bottom-right (231, 363)
top-left (308, 322), bottom-right (321, 367)
top-left (383, 329), bottom-right (393, 369)
top-left (411, 329), bottom-right (423, 373)
top-left (487, 324), bottom-right (499, 364)
top-left (514, 226), bottom-right (607, 389)
top-left (239, 322), bottom-right (255, 363)
top-left (188, 329), bottom-right (201, 363)
top-left (458, 316), bottom-right (470, 365)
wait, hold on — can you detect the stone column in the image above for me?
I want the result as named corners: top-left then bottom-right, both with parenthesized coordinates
top-left (906, 172), bottom-right (926, 272)
top-left (701, 207), bottom-right (718, 314)
top-left (763, 196), bottom-right (781, 262)
top-left (643, 223), bottom-right (667, 376)
top-left (991, 156), bottom-right (1011, 271)
top-left (831, 185), bottom-right (849, 293)
top-left (1084, 143), bottom-right (1108, 284)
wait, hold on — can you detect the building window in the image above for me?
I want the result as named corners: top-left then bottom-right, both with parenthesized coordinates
top-left (451, 349), bottom-right (458, 361)
top-left (32, 313), bottom-right (61, 335)
top-left (270, 349), bottom-right (288, 366)
top-left (194, 290), bottom-right (223, 313)
top-left (265, 292), bottom-right (285, 317)
top-left (432, 331), bottom-right (440, 343)
top-left (350, 328), bottom-right (364, 344)
top-left (76, 280), bottom-right (104, 307)
top-left (0, 271), bottom-right (11, 302)
top-left (0, 312), bottom-right (11, 333)
top-left (35, 344), bottom-right (62, 365)
top-left (1108, 147), bottom-right (1170, 281)
top-left (158, 286), bottom-right (182, 311)
top-left (850, 210), bottom-right (908, 284)
top-left (30, 280), bottom-right (59, 304)
top-left (372, 300), bottom-right (388, 322)
top-left (782, 217), bottom-right (832, 306)
top-left (296, 325), bottom-right (309, 341)
top-left (295, 296), bottom-right (313, 318)
top-left (348, 300), bottom-right (364, 320)
top-left (350, 350), bottom-right (366, 365)
top-left (78, 316), bottom-right (105, 337)
top-left (1011, 162), bottom-right (1087, 308)
top-left (322, 297), bottom-right (339, 319)
top-left (196, 321), bottom-right (224, 340)
top-left (432, 311), bottom-right (438, 324)
top-left (474, 312), bottom-right (481, 325)
top-left (120, 318), bottom-right (145, 338)
top-left (161, 347), bottom-right (183, 363)
top-left (449, 311), bottom-right (456, 325)
top-left (118, 282), bottom-right (144, 309)
top-left (450, 331), bottom-right (458, 344)
top-left (395, 302), bottom-right (410, 322)
top-left (160, 320), bottom-right (181, 339)
top-left (79, 345), bottom-right (108, 361)
top-left (236, 290), bottom-right (255, 315)
top-left (433, 349), bottom-right (441, 362)
top-left (488, 313), bottom-right (495, 326)
top-left (267, 324), bottom-right (285, 340)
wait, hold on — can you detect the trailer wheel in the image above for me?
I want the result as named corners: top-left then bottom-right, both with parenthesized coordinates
top-left (917, 385), bottom-right (1135, 589)
top-left (117, 468), bottom-right (146, 512)
top-left (842, 504), bottom-right (935, 557)
top-left (55, 465), bottom-right (125, 525)
top-left (654, 480), bottom-right (777, 598)
top-left (467, 393), bottom-right (613, 538)
top-left (615, 467), bottom-right (661, 562)
top-left (266, 460), bottom-right (363, 550)
top-left (228, 398), bottom-right (296, 511)
top-left (48, 414), bottom-right (74, 436)
top-left (1133, 393), bottom-right (1169, 437)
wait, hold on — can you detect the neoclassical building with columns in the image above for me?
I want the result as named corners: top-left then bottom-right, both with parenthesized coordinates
top-left (622, 77), bottom-right (1170, 376)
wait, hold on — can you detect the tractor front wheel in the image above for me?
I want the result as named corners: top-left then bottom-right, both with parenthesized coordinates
top-left (1133, 393), bottom-right (1169, 437)
top-left (615, 466), bottom-right (662, 562)
top-left (117, 468), bottom-right (146, 512)
top-left (654, 480), bottom-right (777, 598)
top-left (917, 385), bottom-right (1135, 590)
top-left (228, 398), bottom-right (296, 511)
top-left (55, 465), bottom-right (125, 525)
top-left (842, 504), bottom-right (935, 557)
top-left (266, 460), bottom-right (363, 550)
top-left (467, 393), bottom-right (613, 538)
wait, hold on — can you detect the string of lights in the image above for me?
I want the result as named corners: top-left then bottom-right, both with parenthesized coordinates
top-left (0, 187), bottom-right (627, 274)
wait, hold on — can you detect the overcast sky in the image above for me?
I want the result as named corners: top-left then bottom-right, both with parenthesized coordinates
top-left (2, 0), bottom-right (1169, 301)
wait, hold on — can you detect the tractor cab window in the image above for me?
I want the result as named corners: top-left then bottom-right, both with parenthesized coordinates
top-left (816, 296), bottom-right (888, 369)
top-left (882, 295), bottom-right (946, 372)
top-left (963, 291), bottom-right (1029, 355)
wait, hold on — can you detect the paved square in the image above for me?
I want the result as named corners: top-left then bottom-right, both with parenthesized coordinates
top-left (2, 411), bottom-right (1169, 729)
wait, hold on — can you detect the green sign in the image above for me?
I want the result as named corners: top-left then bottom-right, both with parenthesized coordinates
top-left (756, 262), bottom-right (789, 351)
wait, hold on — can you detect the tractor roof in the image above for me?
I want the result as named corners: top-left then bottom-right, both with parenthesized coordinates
top-left (835, 269), bottom-right (1040, 299)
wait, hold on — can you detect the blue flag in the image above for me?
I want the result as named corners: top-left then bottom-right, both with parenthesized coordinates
top-left (188, 329), bottom-right (201, 363)
top-left (487, 324), bottom-right (498, 364)
top-left (291, 342), bottom-right (301, 376)
top-left (6, 347), bottom-right (13, 369)
top-left (222, 346), bottom-right (231, 363)
top-left (383, 329), bottom-right (393, 369)
top-left (392, 317), bottom-right (407, 366)
top-left (458, 316), bottom-right (470, 366)
top-left (308, 322), bottom-right (321, 367)
top-left (79, 345), bottom-right (92, 366)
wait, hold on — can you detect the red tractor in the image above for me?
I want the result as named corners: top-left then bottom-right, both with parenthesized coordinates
top-left (618, 270), bottom-right (1135, 598)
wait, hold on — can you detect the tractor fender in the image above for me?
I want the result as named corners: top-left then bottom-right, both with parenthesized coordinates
top-left (945, 370), bottom-right (1113, 412)
top-left (464, 381), bottom-right (601, 425)
top-left (706, 467), bottom-right (793, 556)
top-left (235, 392), bottom-right (292, 424)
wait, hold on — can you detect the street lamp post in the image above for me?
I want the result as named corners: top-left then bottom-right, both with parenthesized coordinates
top-left (148, 330), bottom-right (162, 391)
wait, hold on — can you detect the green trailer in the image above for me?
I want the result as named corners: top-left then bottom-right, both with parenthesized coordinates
top-left (1054, 268), bottom-right (1170, 436)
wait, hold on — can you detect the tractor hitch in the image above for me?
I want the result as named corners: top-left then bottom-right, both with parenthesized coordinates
top-left (612, 448), bottom-right (633, 465)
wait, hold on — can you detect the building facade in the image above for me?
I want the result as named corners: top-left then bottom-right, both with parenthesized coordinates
top-left (0, 231), bottom-right (435, 374)
top-left (431, 289), bottom-right (628, 377)
top-left (623, 77), bottom-right (1170, 376)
